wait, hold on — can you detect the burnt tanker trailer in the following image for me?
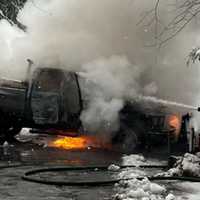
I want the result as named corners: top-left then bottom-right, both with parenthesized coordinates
top-left (0, 66), bottom-right (82, 143)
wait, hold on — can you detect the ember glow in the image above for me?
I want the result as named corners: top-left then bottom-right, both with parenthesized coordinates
top-left (50, 135), bottom-right (112, 150)
top-left (168, 115), bottom-right (181, 138)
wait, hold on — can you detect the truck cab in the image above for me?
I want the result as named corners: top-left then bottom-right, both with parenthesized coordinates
top-left (30, 68), bottom-right (82, 128)
top-left (0, 67), bottom-right (82, 142)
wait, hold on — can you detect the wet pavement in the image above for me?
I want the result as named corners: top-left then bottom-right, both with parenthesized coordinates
top-left (0, 166), bottom-right (116, 200)
top-left (0, 132), bottom-right (123, 200)
top-left (0, 131), bottom-right (200, 200)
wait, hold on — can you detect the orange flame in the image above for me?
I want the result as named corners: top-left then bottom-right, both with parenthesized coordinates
top-left (168, 115), bottom-right (181, 138)
top-left (50, 135), bottom-right (112, 150)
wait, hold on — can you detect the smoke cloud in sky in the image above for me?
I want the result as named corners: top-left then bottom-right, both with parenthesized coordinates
top-left (0, 0), bottom-right (200, 132)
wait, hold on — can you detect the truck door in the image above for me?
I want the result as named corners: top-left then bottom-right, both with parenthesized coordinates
top-left (60, 72), bottom-right (82, 127)
top-left (31, 69), bottom-right (63, 125)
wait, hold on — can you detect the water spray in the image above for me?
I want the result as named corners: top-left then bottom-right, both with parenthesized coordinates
top-left (138, 95), bottom-right (199, 111)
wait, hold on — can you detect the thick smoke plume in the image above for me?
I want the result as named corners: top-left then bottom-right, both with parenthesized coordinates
top-left (0, 0), bottom-right (200, 133)
top-left (79, 55), bottom-right (141, 133)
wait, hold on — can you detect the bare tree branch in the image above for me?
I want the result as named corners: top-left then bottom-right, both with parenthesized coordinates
top-left (140, 0), bottom-right (200, 46)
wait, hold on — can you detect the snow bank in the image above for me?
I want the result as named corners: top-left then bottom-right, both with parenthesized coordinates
top-left (122, 154), bottom-right (146, 166)
top-left (19, 128), bottom-right (31, 136)
top-left (182, 153), bottom-right (200, 176)
top-left (114, 177), bottom-right (169, 200)
top-left (122, 154), bottom-right (166, 166)
top-left (108, 164), bottom-right (120, 171)
top-left (114, 153), bottom-right (200, 199)
top-left (157, 153), bottom-right (200, 177)
top-left (114, 154), bottom-right (173, 200)
top-left (165, 194), bottom-right (175, 200)
top-left (172, 182), bottom-right (200, 200)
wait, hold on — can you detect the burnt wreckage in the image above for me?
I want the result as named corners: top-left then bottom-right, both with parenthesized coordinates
top-left (0, 63), bottom-right (82, 143)
top-left (0, 61), bottom-right (196, 152)
top-left (114, 103), bottom-right (197, 152)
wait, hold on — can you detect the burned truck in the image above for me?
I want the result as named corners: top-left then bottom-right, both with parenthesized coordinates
top-left (0, 66), bottom-right (82, 143)
top-left (115, 102), bottom-right (197, 152)
top-left (0, 61), bottom-right (197, 153)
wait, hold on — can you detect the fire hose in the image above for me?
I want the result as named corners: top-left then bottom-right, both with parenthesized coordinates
top-left (21, 165), bottom-right (200, 186)
top-left (0, 163), bottom-right (199, 186)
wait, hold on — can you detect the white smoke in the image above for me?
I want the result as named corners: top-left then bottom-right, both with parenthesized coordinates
top-left (143, 82), bottom-right (158, 96)
top-left (0, 0), bottom-right (200, 133)
top-left (79, 55), bottom-right (142, 133)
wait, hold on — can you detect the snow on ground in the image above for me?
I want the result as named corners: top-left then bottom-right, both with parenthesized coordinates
top-left (16, 128), bottom-right (49, 147)
top-left (122, 154), bottom-right (166, 166)
top-left (19, 128), bottom-right (32, 136)
top-left (157, 153), bottom-right (200, 177)
top-left (15, 128), bottom-right (37, 142)
top-left (151, 152), bottom-right (200, 199)
top-left (122, 154), bottom-right (147, 166)
top-left (114, 177), bottom-right (169, 200)
top-left (170, 182), bottom-right (200, 200)
top-left (108, 164), bottom-right (121, 171)
top-left (112, 153), bottom-right (200, 199)
top-left (112, 154), bottom-right (174, 200)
